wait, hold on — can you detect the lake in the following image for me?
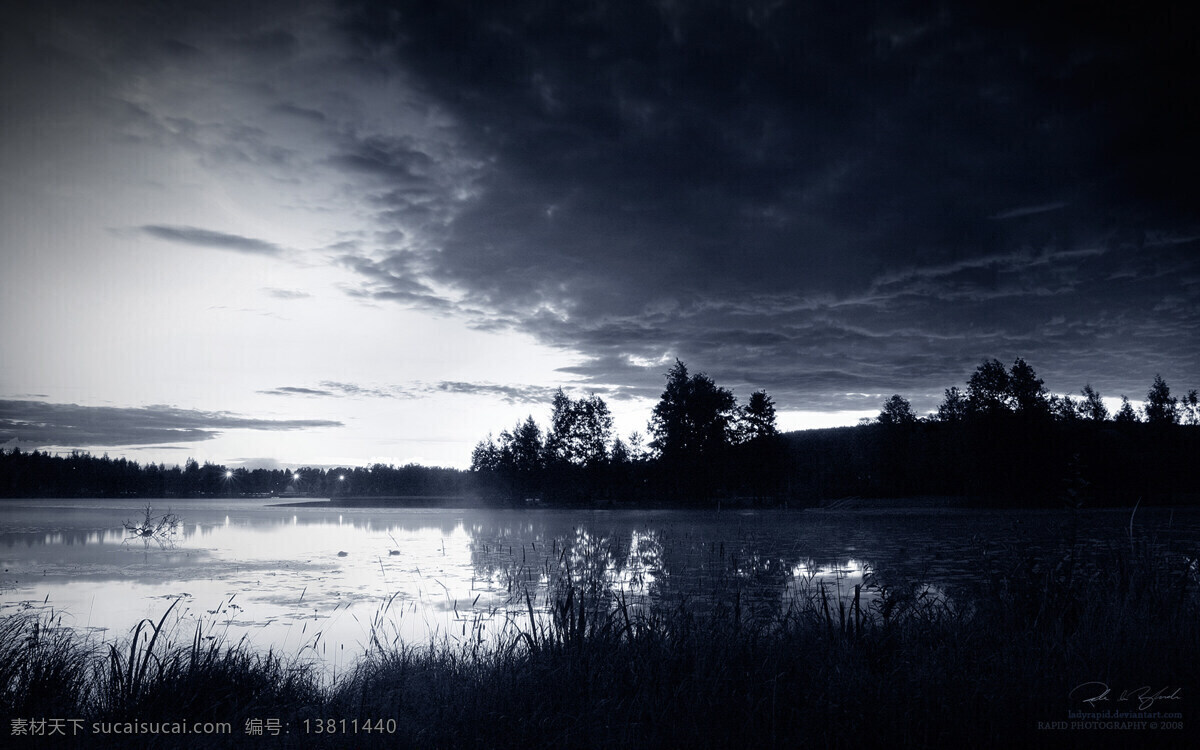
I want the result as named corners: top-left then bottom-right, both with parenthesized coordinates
top-left (2, 499), bottom-right (1196, 675)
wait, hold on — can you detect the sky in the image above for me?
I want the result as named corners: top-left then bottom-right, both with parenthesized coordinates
top-left (2, 0), bottom-right (1198, 470)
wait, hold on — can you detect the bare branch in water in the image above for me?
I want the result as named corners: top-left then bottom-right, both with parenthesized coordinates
top-left (123, 505), bottom-right (181, 548)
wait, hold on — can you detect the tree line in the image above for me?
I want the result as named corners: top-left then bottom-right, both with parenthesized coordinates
top-left (2, 358), bottom-right (1196, 506)
top-left (814, 359), bottom-right (1200, 506)
top-left (470, 360), bottom-right (786, 503)
top-left (469, 358), bottom-right (1200, 507)
top-left (878, 357), bottom-right (1200, 427)
top-left (0, 452), bottom-right (472, 499)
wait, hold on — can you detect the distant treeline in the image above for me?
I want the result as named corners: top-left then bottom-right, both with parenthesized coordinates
top-left (0, 453), bottom-right (473, 500)
top-left (784, 362), bottom-right (1200, 506)
top-left (2, 358), bottom-right (1198, 506)
top-left (468, 358), bottom-right (1200, 507)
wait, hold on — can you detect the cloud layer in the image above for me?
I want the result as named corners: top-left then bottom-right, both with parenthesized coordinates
top-left (0, 401), bottom-right (342, 448)
top-left (140, 225), bottom-right (285, 256)
top-left (328, 0), bottom-right (1200, 406)
top-left (259, 380), bottom-right (570, 405)
top-left (7, 0), bottom-right (1198, 428)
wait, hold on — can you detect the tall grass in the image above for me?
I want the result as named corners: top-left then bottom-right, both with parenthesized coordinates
top-left (330, 530), bottom-right (1199, 749)
top-left (92, 599), bottom-right (322, 725)
top-left (1, 610), bottom-right (91, 719)
top-left (2, 605), bottom-right (322, 747)
top-left (3, 532), bottom-right (1197, 748)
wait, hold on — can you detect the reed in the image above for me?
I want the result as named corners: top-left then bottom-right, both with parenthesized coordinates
top-left (2, 533), bottom-right (1196, 748)
top-left (0, 610), bottom-right (91, 719)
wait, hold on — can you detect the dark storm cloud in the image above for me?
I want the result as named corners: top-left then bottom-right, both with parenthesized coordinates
top-left (13, 0), bottom-right (1194, 418)
top-left (334, 0), bottom-right (1200, 408)
top-left (140, 225), bottom-right (285, 256)
top-left (335, 254), bottom-right (454, 310)
top-left (328, 136), bottom-right (437, 184)
top-left (0, 400), bottom-right (343, 448)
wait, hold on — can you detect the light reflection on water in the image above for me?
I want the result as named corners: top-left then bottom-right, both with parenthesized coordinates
top-left (1, 500), bottom-right (1197, 673)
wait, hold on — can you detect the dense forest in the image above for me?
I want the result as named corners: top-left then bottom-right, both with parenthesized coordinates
top-left (0, 452), bottom-right (472, 500)
top-left (467, 359), bottom-right (1200, 507)
top-left (1, 358), bottom-right (1197, 507)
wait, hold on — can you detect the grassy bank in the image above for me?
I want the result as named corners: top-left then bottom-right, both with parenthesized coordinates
top-left (3, 536), bottom-right (1196, 748)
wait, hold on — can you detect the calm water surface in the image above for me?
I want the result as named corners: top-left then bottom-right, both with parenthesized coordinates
top-left (2, 499), bottom-right (1196, 674)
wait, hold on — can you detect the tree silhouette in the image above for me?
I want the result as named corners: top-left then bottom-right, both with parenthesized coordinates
top-left (1079, 384), bottom-right (1108, 421)
top-left (626, 431), bottom-right (646, 461)
top-left (1051, 394), bottom-right (1080, 421)
top-left (649, 360), bottom-right (692, 460)
top-left (1144, 374), bottom-right (1179, 425)
top-left (470, 434), bottom-right (501, 472)
top-left (877, 394), bottom-right (917, 425)
top-left (500, 416), bottom-right (544, 475)
top-left (576, 395), bottom-right (614, 466)
top-left (1007, 358), bottom-right (1050, 417)
top-left (935, 386), bottom-right (968, 422)
top-left (1114, 396), bottom-right (1140, 423)
top-left (544, 389), bottom-right (574, 462)
top-left (487, 416), bottom-right (544, 500)
top-left (610, 435), bottom-right (630, 464)
top-left (1183, 389), bottom-right (1200, 426)
top-left (740, 390), bottom-right (779, 441)
top-left (648, 360), bottom-right (737, 461)
top-left (545, 389), bottom-right (613, 466)
top-left (967, 359), bottom-right (1011, 416)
